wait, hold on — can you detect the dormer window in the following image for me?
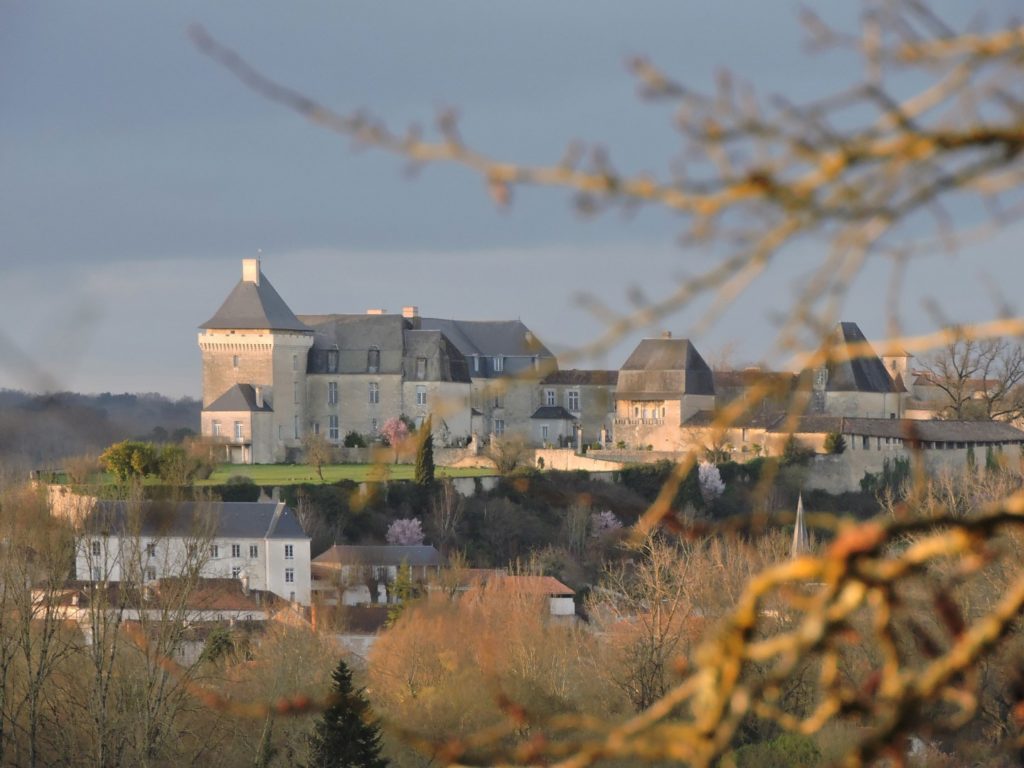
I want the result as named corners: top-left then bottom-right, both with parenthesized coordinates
top-left (494, 356), bottom-right (504, 373)
top-left (368, 347), bottom-right (380, 373)
top-left (326, 349), bottom-right (339, 373)
top-left (416, 357), bottom-right (427, 380)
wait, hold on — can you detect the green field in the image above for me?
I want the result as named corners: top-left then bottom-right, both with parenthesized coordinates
top-left (198, 463), bottom-right (496, 485)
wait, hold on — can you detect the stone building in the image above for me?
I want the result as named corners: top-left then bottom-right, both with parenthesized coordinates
top-left (612, 335), bottom-right (716, 451)
top-left (199, 259), bottom-right (555, 462)
top-left (534, 369), bottom-right (618, 447)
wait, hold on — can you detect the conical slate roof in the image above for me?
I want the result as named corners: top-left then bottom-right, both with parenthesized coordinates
top-left (823, 322), bottom-right (899, 393)
top-left (200, 267), bottom-right (309, 332)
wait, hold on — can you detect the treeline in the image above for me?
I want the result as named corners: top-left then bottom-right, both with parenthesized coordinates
top-left (0, 389), bottom-right (200, 471)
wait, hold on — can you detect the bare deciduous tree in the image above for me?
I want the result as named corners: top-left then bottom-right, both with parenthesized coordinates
top-left (918, 331), bottom-right (1024, 421)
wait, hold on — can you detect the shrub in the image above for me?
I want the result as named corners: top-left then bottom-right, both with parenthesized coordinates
top-left (824, 431), bottom-right (847, 454)
top-left (220, 475), bottom-right (260, 502)
top-left (344, 431), bottom-right (367, 448)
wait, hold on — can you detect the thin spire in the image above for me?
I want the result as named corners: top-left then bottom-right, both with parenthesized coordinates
top-left (792, 493), bottom-right (809, 558)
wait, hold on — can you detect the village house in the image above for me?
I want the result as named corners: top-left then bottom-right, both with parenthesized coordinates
top-left (311, 544), bottom-right (443, 606)
top-left (63, 496), bottom-right (312, 605)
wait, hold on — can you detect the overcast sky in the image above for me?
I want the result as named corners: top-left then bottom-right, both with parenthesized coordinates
top-left (2, 2), bottom-right (1021, 397)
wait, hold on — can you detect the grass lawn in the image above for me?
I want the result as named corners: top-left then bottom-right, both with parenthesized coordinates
top-left (199, 463), bottom-right (496, 485)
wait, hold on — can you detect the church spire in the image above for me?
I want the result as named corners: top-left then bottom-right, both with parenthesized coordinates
top-left (792, 493), bottom-right (809, 558)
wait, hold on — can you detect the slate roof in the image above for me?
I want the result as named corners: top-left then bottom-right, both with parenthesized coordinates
top-left (766, 416), bottom-right (1024, 443)
top-left (419, 318), bottom-right (553, 358)
top-left (617, 338), bottom-right (715, 397)
top-left (841, 418), bottom-right (1024, 443)
top-left (713, 369), bottom-right (797, 391)
top-left (313, 545), bottom-right (443, 568)
top-left (80, 501), bottom-right (308, 540)
top-left (683, 409), bottom-right (787, 429)
top-left (204, 384), bottom-right (272, 413)
top-left (403, 329), bottom-right (471, 383)
top-left (542, 369), bottom-right (618, 386)
top-left (531, 406), bottom-right (576, 420)
top-left (822, 323), bottom-right (900, 394)
top-left (200, 270), bottom-right (310, 332)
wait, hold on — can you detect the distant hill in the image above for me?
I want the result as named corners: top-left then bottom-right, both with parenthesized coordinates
top-left (0, 389), bottom-right (200, 471)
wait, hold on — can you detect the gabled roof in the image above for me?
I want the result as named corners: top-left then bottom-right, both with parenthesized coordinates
top-left (822, 323), bottom-right (899, 394)
top-left (313, 545), bottom-right (442, 568)
top-left (541, 369), bottom-right (618, 386)
top-left (531, 406), bottom-right (576, 420)
top-left (204, 384), bottom-right (272, 413)
top-left (81, 501), bottom-right (308, 541)
top-left (200, 270), bottom-right (310, 332)
top-left (419, 318), bottom-right (553, 358)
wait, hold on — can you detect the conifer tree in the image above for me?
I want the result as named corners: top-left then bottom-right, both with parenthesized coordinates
top-left (414, 415), bottom-right (435, 489)
top-left (308, 659), bottom-right (388, 768)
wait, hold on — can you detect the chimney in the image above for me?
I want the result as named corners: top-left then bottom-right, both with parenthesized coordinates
top-left (254, 386), bottom-right (264, 409)
top-left (242, 258), bottom-right (260, 286)
top-left (661, 331), bottom-right (672, 339)
top-left (366, 308), bottom-right (386, 315)
top-left (402, 306), bottom-right (420, 329)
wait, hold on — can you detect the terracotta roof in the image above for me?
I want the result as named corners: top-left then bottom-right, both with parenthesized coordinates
top-left (502, 575), bottom-right (575, 596)
top-left (541, 369), bottom-right (618, 386)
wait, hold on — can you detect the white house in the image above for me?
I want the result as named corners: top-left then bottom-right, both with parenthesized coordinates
top-left (74, 499), bottom-right (312, 605)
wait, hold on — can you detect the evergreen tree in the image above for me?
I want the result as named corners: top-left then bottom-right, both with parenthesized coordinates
top-left (414, 415), bottom-right (435, 489)
top-left (308, 659), bottom-right (388, 768)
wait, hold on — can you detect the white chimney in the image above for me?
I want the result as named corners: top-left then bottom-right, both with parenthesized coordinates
top-left (661, 331), bottom-right (672, 339)
top-left (402, 306), bottom-right (419, 319)
top-left (366, 308), bottom-right (386, 315)
top-left (242, 258), bottom-right (260, 286)
top-left (254, 386), bottom-right (264, 409)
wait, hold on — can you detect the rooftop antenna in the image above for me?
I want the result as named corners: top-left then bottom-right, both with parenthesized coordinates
top-left (792, 493), bottom-right (809, 558)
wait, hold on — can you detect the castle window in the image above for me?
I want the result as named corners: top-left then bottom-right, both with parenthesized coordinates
top-left (146, 543), bottom-right (156, 557)
top-left (212, 420), bottom-right (221, 437)
top-left (312, 421), bottom-right (320, 435)
top-left (146, 567), bottom-right (157, 581)
top-left (369, 382), bottom-right (379, 404)
top-left (231, 567), bottom-right (240, 579)
top-left (293, 383), bottom-right (300, 404)
top-left (234, 421), bottom-right (243, 441)
top-left (371, 418), bottom-right (378, 433)
top-left (285, 568), bottom-right (295, 584)
top-left (329, 415), bottom-right (339, 441)
top-left (545, 389), bottom-right (555, 406)
top-left (231, 544), bottom-right (241, 558)
top-left (292, 354), bottom-right (299, 371)
top-left (416, 386), bottom-right (427, 406)
top-left (293, 415), bottom-right (299, 439)
top-left (416, 357), bottom-right (427, 380)
top-left (494, 419), bottom-right (505, 436)
top-left (250, 544), bottom-right (258, 558)
top-left (328, 381), bottom-right (338, 406)
top-left (210, 545), bottom-right (219, 559)
top-left (493, 393), bottom-right (504, 409)
top-left (326, 349), bottom-right (338, 373)
top-left (542, 424), bottom-right (549, 442)
top-left (474, 356), bottom-right (479, 373)
top-left (91, 541), bottom-right (101, 557)
top-left (368, 348), bottom-right (380, 373)
top-left (232, 354), bottom-right (240, 368)
top-left (567, 391), bottom-right (580, 412)
top-left (494, 356), bottom-right (504, 373)
top-left (285, 544), bottom-right (294, 560)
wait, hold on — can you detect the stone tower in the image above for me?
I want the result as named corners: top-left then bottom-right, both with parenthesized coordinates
top-left (198, 258), bottom-right (314, 463)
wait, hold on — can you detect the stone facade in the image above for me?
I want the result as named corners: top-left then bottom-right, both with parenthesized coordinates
top-left (199, 260), bottom-right (555, 462)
